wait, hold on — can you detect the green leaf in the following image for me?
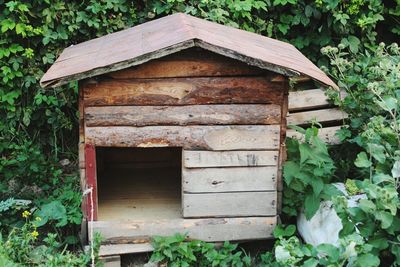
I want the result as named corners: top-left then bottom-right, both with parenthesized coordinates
top-left (311, 178), bottom-right (324, 196)
top-left (367, 144), bottom-right (385, 163)
top-left (304, 194), bottom-right (320, 219)
top-left (316, 243), bottom-right (340, 261)
top-left (392, 160), bottom-right (400, 178)
top-left (283, 161), bottom-right (300, 185)
top-left (375, 211), bottom-right (393, 229)
top-left (302, 258), bottom-right (318, 267)
top-left (34, 200), bottom-right (68, 227)
top-left (377, 96), bottom-right (398, 112)
top-left (354, 152), bottom-right (372, 168)
top-left (356, 253), bottom-right (380, 267)
top-left (359, 199), bottom-right (376, 213)
top-left (347, 35), bottom-right (360, 53)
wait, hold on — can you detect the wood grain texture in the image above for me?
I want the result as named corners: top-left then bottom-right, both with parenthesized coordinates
top-left (96, 244), bottom-right (154, 256)
top-left (287, 108), bottom-right (347, 125)
top-left (89, 216), bottom-right (277, 243)
top-left (85, 144), bottom-right (98, 221)
top-left (85, 125), bottom-right (280, 150)
top-left (183, 150), bottom-right (278, 168)
top-left (82, 77), bottom-right (284, 106)
top-left (287, 126), bottom-right (342, 145)
top-left (183, 192), bottom-right (276, 217)
top-left (288, 89), bottom-right (331, 111)
top-left (85, 104), bottom-right (281, 126)
top-left (106, 50), bottom-right (264, 79)
top-left (182, 167), bottom-right (277, 193)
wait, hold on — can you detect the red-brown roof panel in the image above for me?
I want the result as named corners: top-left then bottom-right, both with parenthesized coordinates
top-left (40, 13), bottom-right (337, 89)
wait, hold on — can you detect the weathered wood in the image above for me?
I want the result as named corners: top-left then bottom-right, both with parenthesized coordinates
top-left (96, 244), bottom-right (154, 256)
top-left (89, 217), bottom-right (277, 243)
top-left (277, 191), bottom-right (282, 215)
top-left (85, 125), bottom-right (280, 150)
top-left (85, 144), bottom-right (98, 221)
top-left (287, 108), bottom-right (347, 125)
top-left (277, 82), bottom-right (289, 192)
top-left (106, 50), bottom-right (264, 79)
top-left (182, 167), bottom-right (277, 193)
top-left (85, 104), bottom-right (281, 127)
top-left (100, 255), bottom-right (121, 267)
top-left (183, 150), bottom-right (278, 168)
top-left (79, 143), bottom-right (85, 169)
top-left (288, 89), bottom-right (331, 112)
top-left (183, 192), bottom-right (276, 217)
top-left (82, 77), bottom-right (284, 106)
top-left (287, 126), bottom-right (342, 145)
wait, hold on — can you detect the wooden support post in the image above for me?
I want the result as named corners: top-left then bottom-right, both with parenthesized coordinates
top-left (85, 144), bottom-right (98, 221)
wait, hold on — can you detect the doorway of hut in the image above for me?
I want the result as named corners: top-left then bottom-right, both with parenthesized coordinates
top-left (96, 147), bottom-right (182, 221)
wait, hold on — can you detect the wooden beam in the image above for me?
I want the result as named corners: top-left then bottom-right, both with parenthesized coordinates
top-left (82, 77), bottom-right (283, 106)
top-left (89, 217), bottom-right (277, 243)
top-left (85, 144), bottom-right (98, 221)
top-left (287, 108), bottom-right (347, 126)
top-left (183, 150), bottom-right (278, 168)
top-left (85, 104), bottom-right (281, 127)
top-left (85, 125), bottom-right (280, 150)
top-left (183, 192), bottom-right (276, 217)
top-left (106, 50), bottom-right (265, 79)
top-left (182, 166), bottom-right (277, 193)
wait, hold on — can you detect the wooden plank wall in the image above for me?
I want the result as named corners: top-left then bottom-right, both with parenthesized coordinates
top-left (287, 86), bottom-right (347, 144)
top-left (80, 50), bottom-right (285, 224)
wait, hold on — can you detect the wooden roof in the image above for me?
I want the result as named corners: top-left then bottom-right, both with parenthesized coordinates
top-left (40, 13), bottom-right (337, 89)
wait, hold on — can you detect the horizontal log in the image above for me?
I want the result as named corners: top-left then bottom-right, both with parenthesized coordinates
top-left (287, 126), bottom-right (342, 145)
top-left (106, 50), bottom-right (265, 79)
top-left (85, 125), bottom-right (280, 150)
top-left (89, 217), bottom-right (276, 243)
top-left (182, 167), bottom-right (277, 193)
top-left (287, 108), bottom-right (347, 125)
top-left (85, 104), bottom-right (281, 126)
top-left (183, 150), bottom-right (278, 168)
top-left (82, 77), bottom-right (283, 106)
top-left (183, 192), bottom-right (276, 217)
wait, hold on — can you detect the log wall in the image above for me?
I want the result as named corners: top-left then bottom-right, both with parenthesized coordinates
top-left (80, 50), bottom-right (286, 248)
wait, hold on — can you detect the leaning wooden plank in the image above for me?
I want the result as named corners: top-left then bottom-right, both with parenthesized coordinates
top-left (85, 104), bottom-right (281, 127)
top-left (182, 166), bottom-right (277, 193)
top-left (85, 125), bottom-right (280, 150)
top-left (288, 89), bottom-right (330, 112)
top-left (106, 50), bottom-right (264, 79)
top-left (287, 126), bottom-right (342, 145)
top-left (97, 244), bottom-right (154, 256)
top-left (82, 77), bottom-right (283, 106)
top-left (183, 192), bottom-right (276, 217)
top-left (183, 150), bottom-right (278, 168)
top-left (287, 108), bottom-right (347, 125)
top-left (89, 216), bottom-right (277, 243)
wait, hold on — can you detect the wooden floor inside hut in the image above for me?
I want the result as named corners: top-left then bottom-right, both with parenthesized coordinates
top-left (96, 147), bottom-right (182, 221)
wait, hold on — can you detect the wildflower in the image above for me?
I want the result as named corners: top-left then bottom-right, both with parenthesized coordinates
top-left (22, 210), bottom-right (31, 218)
top-left (31, 230), bottom-right (39, 239)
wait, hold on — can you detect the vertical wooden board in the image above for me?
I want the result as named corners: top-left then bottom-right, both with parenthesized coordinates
top-left (85, 144), bottom-right (98, 221)
top-left (182, 167), bottom-right (277, 192)
top-left (183, 192), bottom-right (276, 217)
top-left (183, 150), bottom-right (278, 168)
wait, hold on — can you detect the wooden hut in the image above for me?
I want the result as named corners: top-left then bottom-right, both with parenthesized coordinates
top-left (41, 13), bottom-right (337, 263)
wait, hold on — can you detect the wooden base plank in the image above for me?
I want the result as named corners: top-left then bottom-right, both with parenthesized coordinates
top-left (100, 255), bottom-right (121, 267)
top-left (89, 216), bottom-right (277, 244)
top-left (287, 108), bottom-right (347, 126)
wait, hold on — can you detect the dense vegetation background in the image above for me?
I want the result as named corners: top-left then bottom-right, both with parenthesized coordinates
top-left (0, 0), bottom-right (399, 266)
